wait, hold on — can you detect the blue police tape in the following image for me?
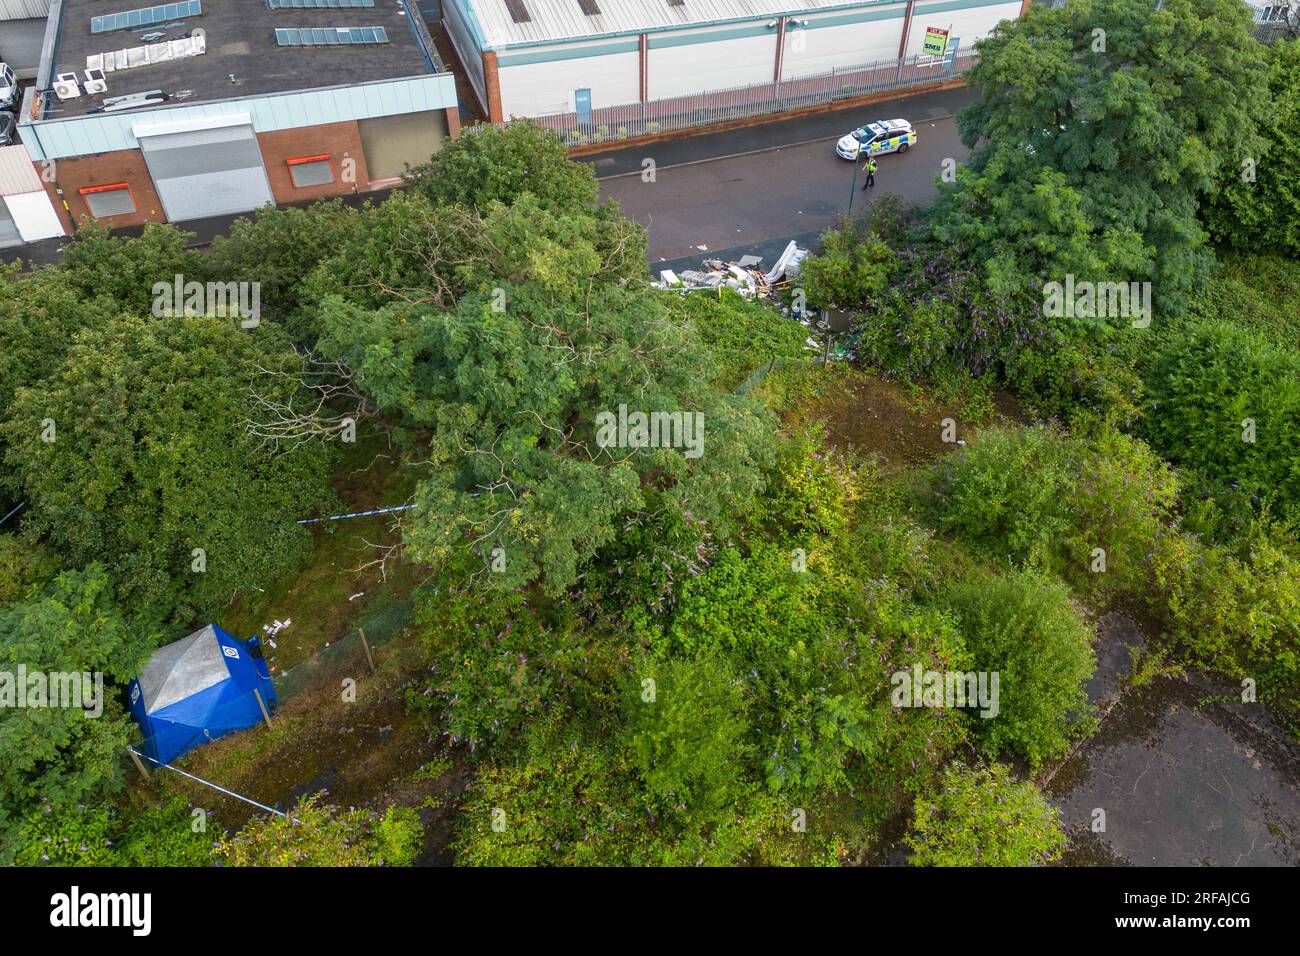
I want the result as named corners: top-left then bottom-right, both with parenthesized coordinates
top-left (295, 503), bottom-right (419, 525)
top-left (0, 500), bottom-right (26, 528)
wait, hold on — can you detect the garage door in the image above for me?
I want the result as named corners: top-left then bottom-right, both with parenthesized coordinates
top-left (137, 120), bottom-right (275, 222)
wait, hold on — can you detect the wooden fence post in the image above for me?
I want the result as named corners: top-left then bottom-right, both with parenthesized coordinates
top-left (359, 627), bottom-right (376, 674)
top-left (128, 748), bottom-right (151, 780)
top-left (253, 688), bottom-right (273, 728)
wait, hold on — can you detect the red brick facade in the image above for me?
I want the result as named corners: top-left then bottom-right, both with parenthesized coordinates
top-left (44, 149), bottom-right (165, 231)
top-left (257, 120), bottom-right (370, 204)
top-left (483, 50), bottom-right (503, 123)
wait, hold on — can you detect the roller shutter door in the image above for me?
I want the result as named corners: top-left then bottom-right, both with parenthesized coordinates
top-left (137, 122), bottom-right (274, 222)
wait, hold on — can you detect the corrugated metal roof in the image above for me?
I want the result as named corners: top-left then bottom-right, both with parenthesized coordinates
top-left (0, 0), bottom-right (50, 21)
top-left (0, 144), bottom-right (43, 196)
top-left (460, 0), bottom-right (888, 48)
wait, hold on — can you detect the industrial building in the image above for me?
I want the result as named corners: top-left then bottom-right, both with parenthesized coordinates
top-left (443, 0), bottom-right (1026, 122)
top-left (17, 0), bottom-right (461, 230)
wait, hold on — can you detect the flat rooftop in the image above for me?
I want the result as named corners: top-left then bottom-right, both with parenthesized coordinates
top-left (44, 0), bottom-right (436, 119)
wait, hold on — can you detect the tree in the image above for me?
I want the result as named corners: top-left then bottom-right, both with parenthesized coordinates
top-left (0, 315), bottom-right (335, 622)
top-left (53, 221), bottom-right (206, 318)
top-left (405, 121), bottom-right (600, 213)
top-left (933, 0), bottom-right (1269, 306)
top-left (206, 200), bottom-right (363, 346)
top-left (906, 761), bottom-right (1067, 866)
top-left (298, 194), bottom-right (772, 595)
top-left (1203, 39), bottom-right (1300, 256)
top-left (0, 565), bottom-right (155, 854)
top-left (0, 267), bottom-right (105, 492)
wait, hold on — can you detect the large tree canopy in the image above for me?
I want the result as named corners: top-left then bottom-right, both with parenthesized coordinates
top-left (303, 190), bottom-right (774, 593)
top-left (932, 0), bottom-right (1269, 306)
top-left (1, 315), bottom-right (334, 622)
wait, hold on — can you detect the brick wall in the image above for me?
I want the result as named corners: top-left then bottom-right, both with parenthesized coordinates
top-left (256, 120), bottom-right (371, 204)
top-left (45, 149), bottom-right (165, 229)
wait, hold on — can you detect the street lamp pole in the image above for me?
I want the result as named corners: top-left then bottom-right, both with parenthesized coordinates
top-left (848, 148), bottom-right (861, 213)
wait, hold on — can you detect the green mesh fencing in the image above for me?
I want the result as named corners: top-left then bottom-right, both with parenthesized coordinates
top-left (271, 596), bottom-right (414, 701)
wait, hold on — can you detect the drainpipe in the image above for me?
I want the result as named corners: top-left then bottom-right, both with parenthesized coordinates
top-left (639, 32), bottom-right (648, 102)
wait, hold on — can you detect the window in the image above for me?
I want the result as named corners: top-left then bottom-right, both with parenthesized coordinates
top-left (91, 1), bottom-right (202, 34)
top-left (274, 26), bottom-right (388, 45)
top-left (504, 0), bottom-right (530, 23)
top-left (80, 183), bottom-right (136, 218)
top-left (287, 154), bottom-right (334, 188)
top-left (577, 0), bottom-right (600, 14)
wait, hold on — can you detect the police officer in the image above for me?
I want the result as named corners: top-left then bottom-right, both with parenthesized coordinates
top-left (861, 155), bottom-right (878, 190)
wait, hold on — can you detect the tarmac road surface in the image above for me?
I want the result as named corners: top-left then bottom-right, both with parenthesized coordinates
top-left (595, 107), bottom-right (972, 267)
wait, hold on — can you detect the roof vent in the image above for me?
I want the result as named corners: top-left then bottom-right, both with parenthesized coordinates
top-left (83, 68), bottom-right (109, 94)
top-left (53, 73), bottom-right (82, 100)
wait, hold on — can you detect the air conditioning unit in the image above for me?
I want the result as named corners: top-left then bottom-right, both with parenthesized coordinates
top-left (53, 73), bottom-right (81, 100)
top-left (83, 69), bottom-right (108, 95)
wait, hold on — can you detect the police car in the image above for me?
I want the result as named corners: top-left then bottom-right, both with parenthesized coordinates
top-left (835, 118), bottom-right (916, 160)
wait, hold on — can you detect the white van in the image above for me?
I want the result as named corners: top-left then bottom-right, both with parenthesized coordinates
top-left (0, 63), bottom-right (17, 112)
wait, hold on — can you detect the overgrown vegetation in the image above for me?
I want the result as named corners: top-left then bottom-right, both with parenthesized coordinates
top-left (3, 6), bottom-right (1296, 868)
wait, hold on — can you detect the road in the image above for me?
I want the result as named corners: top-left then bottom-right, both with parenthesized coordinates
top-left (589, 86), bottom-right (977, 270)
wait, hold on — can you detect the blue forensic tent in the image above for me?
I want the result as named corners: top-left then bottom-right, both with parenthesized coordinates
top-left (128, 624), bottom-right (277, 765)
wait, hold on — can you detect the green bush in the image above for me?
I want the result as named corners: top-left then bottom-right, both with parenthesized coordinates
top-left (906, 761), bottom-right (1067, 866)
top-left (1149, 522), bottom-right (1300, 734)
top-left (1141, 317), bottom-right (1300, 521)
top-left (371, 806), bottom-right (424, 866)
top-left (667, 288), bottom-right (810, 392)
top-left (799, 217), bottom-right (897, 310)
top-left (745, 426), bottom-right (857, 549)
top-left (623, 655), bottom-right (754, 812)
top-left (217, 794), bottom-right (419, 866)
top-left (940, 569), bottom-right (1096, 768)
top-left (11, 797), bottom-right (214, 867)
top-left (930, 424), bottom-right (1177, 592)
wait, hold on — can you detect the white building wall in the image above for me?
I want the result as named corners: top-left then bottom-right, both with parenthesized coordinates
top-left (904, 2), bottom-right (1022, 56)
top-left (444, 0), bottom-right (487, 114)
top-left (3, 191), bottom-right (64, 241)
top-left (647, 27), bottom-right (776, 99)
top-left (498, 44), bottom-right (640, 117)
top-left (781, 7), bottom-right (910, 77)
